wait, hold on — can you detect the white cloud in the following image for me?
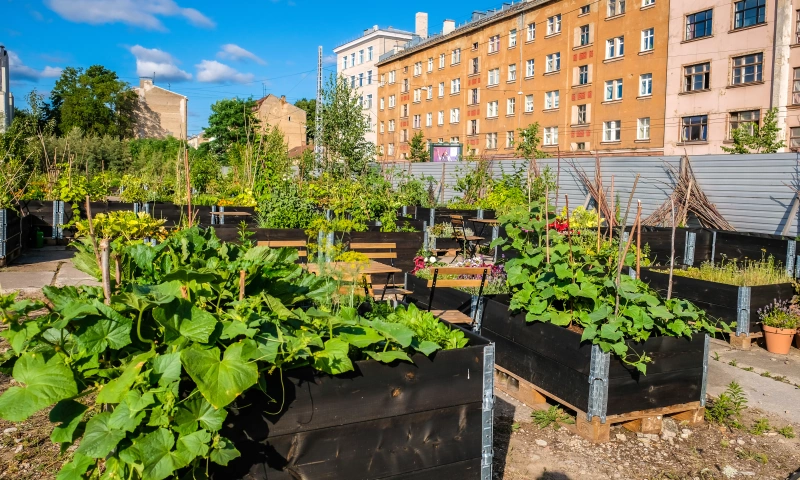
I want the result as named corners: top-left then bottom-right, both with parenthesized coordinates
top-left (217, 44), bottom-right (265, 65)
top-left (7, 51), bottom-right (63, 81)
top-left (130, 45), bottom-right (191, 82)
top-left (322, 54), bottom-right (337, 65)
top-left (45, 0), bottom-right (214, 30)
top-left (196, 60), bottom-right (254, 84)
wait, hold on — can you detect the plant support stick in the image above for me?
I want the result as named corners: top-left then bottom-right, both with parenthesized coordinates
top-left (84, 196), bottom-right (101, 268)
top-left (100, 238), bottom-right (111, 305)
top-left (545, 184), bottom-right (550, 264)
top-left (667, 197), bottom-right (676, 300)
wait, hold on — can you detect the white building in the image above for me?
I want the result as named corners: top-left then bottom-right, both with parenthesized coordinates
top-left (0, 46), bottom-right (14, 133)
top-left (333, 17), bottom-right (423, 145)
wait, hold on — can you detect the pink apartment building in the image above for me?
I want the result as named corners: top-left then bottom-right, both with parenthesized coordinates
top-left (664, 0), bottom-right (795, 154)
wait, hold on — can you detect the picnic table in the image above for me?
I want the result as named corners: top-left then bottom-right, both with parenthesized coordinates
top-left (305, 261), bottom-right (402, 301)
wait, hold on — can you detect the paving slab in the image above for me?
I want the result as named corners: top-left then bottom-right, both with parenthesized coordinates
top-left (0, 247), bottom-right (99, 294)
top-left (710, 338), bottom-right (800, 386)
top-left (54, 262), bottom-right (100, 288)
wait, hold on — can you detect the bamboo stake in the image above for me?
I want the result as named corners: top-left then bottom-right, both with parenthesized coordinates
top-left (636, 205), bottom-right (642, 278)
top-left (554, 148), bottom-right (561, 213)
top-left (682, 179), bottom-right (694, 226)
top-left (545, 183), bottom-right (550, 264)
top-left (239, 270), bottom-right (246, 301)
top-left (667, 197), bottom-right (676, 300)
top-left (100, 239), bottom-right (111, 305)
top-left (184, 148), bottom-right (193, 227)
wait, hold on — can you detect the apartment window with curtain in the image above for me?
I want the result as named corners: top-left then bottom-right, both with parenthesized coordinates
top-left (388, 119), bottom-right (395, 132)
top-left (603, 120), bottom-right (621, 141)
top-left (414, 62), bottom-right (422, 76)
top-left (452, 48), bottom-right (461, 64)
top-left (686, 9), bottom-right (713, 40)
top-left (413, 115), bottom-right (421, 129)
top-left (637, 117), bottom-right (650, 140)
top-left (389, 95), bottom-right (396, 108)
top-left (389, 71), bottom-right (396, 83)
top-left (684, 63), bottom-right (710, 91)
top-left (639, 73), bottom-right (652, 96)
top-left (506, 131), bottom-right (515, 148)
top-left (643, 0), bottom-right (655, 6)
top-left (734, 0), bottom-right (766, 29)
top-left (450, 108), bottom-right (460, 123)
top-left (358, 51), bottom-right (363, 64)
top-left (729, 110), bottom-right (760, 137)
top-left (526, 59), bottom-right (535, 77)
top-left (342, 56), bottom-right (348, 69)
top-left (508, 64), bottom-right (517, 81)
top-left (426, 113), bottom-right (433, 127)
top-left (641, 28), bottom-right (654, 52)
top-left (486, 133), bottom-right (498, 149)
top-left (438, 82), bottom-right (445, 97)
top-left (388, 144), bottom-right (394, 155)
top-left (367, 46), bottom-right (373, 61)
top-left (580, 25), bottom-right (590, 46)
top-left (525, 94), bottom-right (534, 112)
top-left (546, 53), bottom-right (561, 72)
top-left (605, 79), bottom-right (623, 100)
top-left (438, 111), bottom-right (444, 125)
top-left (608, 0), bottom-right (625, 17)
top-left (472, 57), bottom-right (480, 74)
top-left (402, 78), bottom-right (409, 93)
top-left (487, 101), bottom-right (499, 117)
top-left (439, 53), bottom-right (445, 68)
top-left (469, 119), bottom-right (479, 136)
top-left (732, 53), bottom-right (763, 84)
top-left (510, 29), bottom-right (518, 47)
top-left (527, 22), bottom-right (536, 41)
top-left (543, 127), bottom-right (558, 145)
top-left (365, 94), bottom-right (372, 109)
top-left (578, 65), bottom-right (589, 85)
top-left (488, 68), bottom-right (500, 85)
top-left (580, 5), bottom-right (591, 14)
top-left (451, 78), bottom-right (461, 94)
top-left (507, 98), bottom-right (516, 115)
top-left (791, 127), bottom-right (800, 148)
top-left (577, 104), bottom-right (587, 124)
top-left (489, 35), bottom-right (501, 53)
top-left (470, 88), bottom-right (479, 105)
top-left (428, 58), bottom-right (434, 72)
top-left (547, 15), bottom-right (562, 35)
top-left (682, 115), bottom-right (708, 141)
top-left (380, 98), bottom-right (385, 110)
top-left (606, 36), bottom-right (624, 58)
top-left (793, 68), bottom-right (800, 104)
top-left (545, 90), bottom-right (560, 109)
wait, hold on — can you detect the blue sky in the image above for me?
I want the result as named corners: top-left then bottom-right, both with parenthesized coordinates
top-left (2, 0), bottom-right (503, 136)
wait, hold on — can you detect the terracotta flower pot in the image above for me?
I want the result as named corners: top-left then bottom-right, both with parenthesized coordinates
top-left (762, 325), bottom-right (796, 355)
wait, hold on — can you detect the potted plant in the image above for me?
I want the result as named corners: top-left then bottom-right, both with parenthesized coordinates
top-left (758, 300), bottom-right (800, 354)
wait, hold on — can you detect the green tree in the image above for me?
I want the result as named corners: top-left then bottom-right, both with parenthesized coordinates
top-left (721, 108), bottom-right (785, 154)
top-left (294, 98), bottom-right (316, 144)
top-left (408, 131), bottom-right (430, 162)
top-left (320, 74), bottom-right (375, 176)
top-left (49, 66), bottom-right (137, 138)
top-left (516, 123), bottom-right (548, 162)
top-left (205, 97), bottom-right (259, 155)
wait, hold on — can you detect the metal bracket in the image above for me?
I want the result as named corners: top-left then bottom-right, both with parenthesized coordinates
top-left (491, 226), bottom-right (500, 263)
top-left (471, 295), bottom-right (485, 333)
top-left (477, 208), bottom-right (484, 220)
top-left (622, 231), bottom-right (629, 244)
top-left (429, 208), bottom-right (435, 227)
top-left (480, 343), bottom-right (495, 480)
top-left (423, 221), bottom-right (429, 250)
top-left (786, 240), bottom-right (796, 278)
top-left (587, 345), bottom-right (610, 423)
top-left (736, 286), bottom-right (751, 336)
top-left (710, 231), bottom-right (717, 265)
top-left (684, 232), bottom-right (697, 266)
top-left (53, 200), bottom-right (65, 240)
top-left (144, 203), bottom-right (151, 215)
top-left (133, 202), bottom-right (140, 214)
top-left (700, 334), bottom-right (710, 407)
top-left (219, 206), bottom-right (225, 225)
top-left (628, 266), bottom-right (637, 279)
top-left (402, 206), bottom-right (407, 217)
top-left (796, 255), bottom-right (800, 279)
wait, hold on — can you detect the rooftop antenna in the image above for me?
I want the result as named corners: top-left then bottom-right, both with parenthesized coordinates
top-left (262, 82), bottom-right (267, 98)
top-left (314, 46), bottom-right (323, 165)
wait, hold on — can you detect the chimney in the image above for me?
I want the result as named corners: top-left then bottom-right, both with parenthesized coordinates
top-left (139, 77), bottom-right (153, 88)
top-left (415, 12), bottom-right (428, 38)
top-left (442, 19), bottom-right (455, 35)
top-left (280, 95), bottom-right (286, 104)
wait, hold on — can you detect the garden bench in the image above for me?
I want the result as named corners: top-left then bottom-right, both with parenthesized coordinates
top-left (425, 266), bottom-right (488, 325)
top-left (256, 240), bottom-right (308, 263)
top-left (449, 215), bottom-right (484, 258)
top-left (349, 243), bottom-right (412, 300)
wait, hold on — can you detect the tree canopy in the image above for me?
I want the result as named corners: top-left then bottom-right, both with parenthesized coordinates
top-left (320, 74), bottom-right (374, 176)
top-left (204, 97), bottom-right (259, 155)
top-left (294, 98), bottom-right (316, 144)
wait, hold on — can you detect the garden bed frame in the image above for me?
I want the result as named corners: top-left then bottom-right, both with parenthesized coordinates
top-left (0, 208), bottom-right (30, 267)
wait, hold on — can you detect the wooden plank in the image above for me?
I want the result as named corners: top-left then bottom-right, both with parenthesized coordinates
top-left (729, 334), bottom-right (753, 350)
top-left (607, 334), bottom-right (706, 379)
top-left (362, 252), bottom-right (398, 259)
top-left (672, 407), bottom-right (705, 425)
top-left (606, 369), bottom-right (704, 416)
top-left (430, 267), bottom-right (489, 275)
top-left (431, 310), bottom-right (473, 324)
top-left (495, 368), bottom-right (548, 407)
top-left (257, 240), bottom-right (307, 247)
top-left (350, 242), bottom-right (397, 249)
top-left (575, 415), bottom-right (611, 443)
top-left (622, 416), bottom-right (663, 434)
top-left (427, 279), bottom-right (485, 288)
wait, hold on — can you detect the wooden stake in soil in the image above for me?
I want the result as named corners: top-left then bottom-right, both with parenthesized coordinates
top-left (565, 194), bottom-right (573, 265)
top-left (100, 238), bottom-right (111, 305)
top-left (545, 184), bottom-right (550, 264)
top-left (667, 197), bottom-right (676, 300)
top-left (239, 270), bottom-right (246, 301)
top-left (682, 179), bottom-right (694, 226)
top-left (184, 148), bottom-right (193, 227)
top-left (609, 176), bottom-right (615, 240)
top-left (615, 202), bottom-right (642, 316)
top-left (636, 208), bottom-right (642, 278)
top-left (84, 195), bottom-right (101, 268)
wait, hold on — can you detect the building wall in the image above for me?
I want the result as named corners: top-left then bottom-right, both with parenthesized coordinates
top-left (134, 79), bottom-right (188, 140)
top-left (255, 95), bottom-right (307, 151)
top-left (335, 28), bottom-right (414, 145)
top-left (664, 0), bottom-right (790, 154)
top-left (0, 46), bottom-right (12, 133)
top-left (376, 0), bottom-right (669, 160)
top-left (784, 0), bottom-right (800, 149)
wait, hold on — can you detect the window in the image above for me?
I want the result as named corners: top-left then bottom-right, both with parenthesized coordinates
top-left (488, 68), bottom-right (500, 85)
top-left (487, 101), bottom-right (499, 117)
top-left (413, 114), bottom-right (421, 129)
top-left (358, 50), bottom-right (364, 64)
top-left (580, 25), bottom-right (590, 46)
top-left (525, 94), bottom-right (534, 112)
top-left (577, 104), bottom-right (587, 124)
top-left (506, 131), bottom-right (515, 148)
top-left (643, 0), bottom-right (655, 6)
top-left (526, 59), bottom-right (535, 77)
top-left (507, 98), bottom-right (516, 115)
top-left (439, 53), bottom-right (445, 68)
top-left (605, 79), bottom-right (623, 100)
top-left (470, 88), bottom-right (479, 104)
top-left (389, 95), bottom-right (396, 108)
top-left (351, 53), bottom-right (355, 66)
top-left (426, 113), bottom-right (433, 127)
top-left (438, 111), bottom-right (444, 125)
top-left (389, 71), bottom-right (396, 83)
top-left (342, 56), bottom-right (348, 69)
top-left (545, 90), bottom-right (560, 109)
top-left (546, 53), bottom-right (561, 72)
top-left (686, 9), bottom-right (713, 40)
top-left (547, 15), bottom-right (562, 35)
top-left (388, 119), bottom-right (395, 132)
top-left (367, 46), bottom-right (373, 61)
top-left (472, 42), bottom-right (479, 50)
top-left (414, 62), bottom-right (422, 76)
top-left (358, 95), bottom-right (363, 108)
top-left (438, 82), bottom-right (445, 97)
top-left (681, 115), bottom-right (708, 141)
top-left (527, 22), bottom-right (536, 41)
top-left (580, 5), bottom-right (591, 14)
top-left (729, 110), bottom-right (760, 137)
top-left (452, 48), bottom-right (461, 64)
top-left (796, 10), bottom-right (800, 43)
top-left (793, 68), bottom-right (800, 104)
top-left (639, 73), bottom-right (652, 96)
top-left (578, 65), bottom-right (589, 85)
top-left (603, 120), bottom-right (621, 141)
top-left (544, 127), bottom-right (558, 145)
top-left (576, 142), bottom-right (586, 150)
top-left (791, 128), bottom-right (800, 149)
top-left (388, 143), bottom-right (394, 156)
top-left (403, 66), bottom-right (409, 74)
top-left (380, 121), bottom-right (385, 133)
top-left (486, 133), bottom-right (498, 149)
top-left (608, 0), bottom-right (625, 16)
top-left (401, 104), bottom-right (409, 117)
top-left (365, 94), bottom-right (373, 109)
top-left (641, 28), bottom-right (654, 52)
top-left (358, 73), bottom-right (364, 87)
top-left (508, 64), bottom-right (517, 81)
top-left (637, 117), bottom-right (650, 140)
top-left (427, 85), bottom-right (433, 100)
top-left (732, 53), bottom-right (763, 84)
top-left (472, 57), bottom-right (480, 74)
top-left (450, 108), bottom-right (460, 123)
top-left (350, 76), bottom-right (355, 88)
top-left (734, 0), bottom-right (766, 29)
top-left (380, 98), bottom-right (385, 110)
top-left (469, 119), bottom-right (479, 135)
top-left (367, 70), bottom-right (373, 84)
top-left (684, 63), bottom-right (710, 91)
top-left (414, 89), bottom-right (421, 102)
top-left (489, 35), bottom-right (501, 53)
top-left (450, 137), bottom-right (460, 143)
top-left (428, 58), bottom-right (433, 72)
top-left (402, 78), bottom-right (409, 93)
top-left (509, 29), bottom-right (518, 47)
top-left (451, 78), bottom-right (461, 94)
top-left (606, 36), bottom-right (624, 58)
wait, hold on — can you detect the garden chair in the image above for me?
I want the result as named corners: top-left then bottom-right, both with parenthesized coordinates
top-left (349, 242), bottom-right (411, 301)
top-left (426, 266), bottom-right (488, 325)
top-left (449, 215), bottom-right (484, 259)
top-left (256, 240), bottom-right (308, 263)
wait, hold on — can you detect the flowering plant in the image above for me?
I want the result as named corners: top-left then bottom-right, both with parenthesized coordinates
top-left (759, 299), bottom-right (800, 329)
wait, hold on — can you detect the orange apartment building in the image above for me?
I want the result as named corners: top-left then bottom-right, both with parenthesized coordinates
top-left (375, 0), bottom-right (669, 160)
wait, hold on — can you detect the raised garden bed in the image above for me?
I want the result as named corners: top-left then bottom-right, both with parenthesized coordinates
top-left (213, 325), bottom-right (495, 479)
top-left (615, 226), bottom-right (714, 267)
top-left (0, 208), bottom-right (31, 266)
top-left (479, 297), bottom-right (708, 442)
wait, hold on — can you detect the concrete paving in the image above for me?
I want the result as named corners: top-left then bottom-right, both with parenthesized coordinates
top-left (0, 247), bottom-right (99, 296)
top-left (710, 338), bottom-right (800, 386)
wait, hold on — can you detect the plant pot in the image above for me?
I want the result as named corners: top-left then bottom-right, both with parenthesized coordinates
top-left (762, 325), bottom-right (796, 354)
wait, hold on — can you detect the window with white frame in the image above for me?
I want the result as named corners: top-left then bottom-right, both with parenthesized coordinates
top-left (639, 73), bottom-right (652, 96)
top-left (546, 53), bottom-right (561, 72)
top-left (402, 78), bottom-right (409, 93)
top-left (358, 73), bottom-right (364, 87)
top-left (527, 22), bottom-right (536, 41)
top-left (388, 119), bottom-right (395, 131)
top-left (547, 14), bottom-right (562, 35)
top-left (506, 131), bottom-right (515, 148)
top-left (606, 36), bottom-right (625, 59)
top-left (439, 53), bottom-right (446, 68)
top-left (427, 85), bottom-right (433, 100)
top-left (450, 137), bottom-right (460, 143)
top-left (414, 89), bottom-right (421, 102)
top-left (605, 79), bottom-right (623, 100)
top-left (413, 114), bottom-right (421, 129)
top-left (470, 88), bottom-right (479, 104)
top-left (791, 127), bottom-right (800, 148)
top-left (793, 68), bottom-right (800, 104)
top-left (472, 41), bottom-right (479, 50)
top-left (438, 82), bottom-right (445, 97)
top-left (489, 35), bottom-right (500, 53)
top-left (603, 120), bottom-right (621, 142)
top-left (428, 58), bottom-right (434, 72)
top-left (509, 29), bottom-right (518, 47)
top-left (643, 0), bottom-right (654, 5)
top-left (578, 65), bottom-right (589, 85)
top-left (487, 100), bottom-right (499, 117)
top-left (358, 50), bottom-right (364, 64)
top-left (488, 68), bottom-right (500, 85)
top-left (641, 28), bottom-right (654, 52)
top-left (342, 56), bottom-right (348, 69)
top-left (367, 70), bottom-right (373, 84)
top-left (486, 132), bottom-right (498, 149)
top-left (380, 121), bottom-right (385, 133)
top-left (525, 94), bottom-right (534, 112)
top-left (580, 25), bottom-right (590, 46)
top-left (608, 0), bottom-right (625, 16)
top-left (438, 111), bottom-right (444, 125)
top-left (367, 46), bottom-right (373, 61)
top-left (581, 5), bottom-right (591, 14)
top-left (731, 53), bottom-right (763, 84)
top-left (545, 90), bottom-right (560, 109)
top-left (380, 98), bottom-right (385, 110)
top-left (544, 127), bottom-right (558, 145)
top-left (507, 98), bottom-right (516, 115)
top-left (508, 64), bottom-right (517, 81)
top-left (351, 53), bottom-right (355, 66)
top-left (452, 48), bottom-right (461, 64)
top-left (389, 95), bottom-right (396, 108)
top-left (450, 108), bottom-right (460, 123)
top-left (414, 62), bottom-right (422, 76)
top-left (426, 112), bottom-right (433, 127)
top-left (388, 143), bottom-right (394, 155)
top-left (526, 59), bottom-right (535, 77)
top-left (638, 117), bottom-right (651, 140)
top-left (451, 78), bottom-right (461, 94)
top-left (389, 71), bottom-right (396, 83)
top-left (350, 76), bottom-right (355, 88)
top-left (471, 57), bottom-right (480, 74)
top-left (365, 94), bottom-right (372, 108)
top-left (577, 104), bottom-right (587, 124)
top-left (469, 119), bottom-right (479, 135)
top-left (401, 104), bottom-right (408, 117)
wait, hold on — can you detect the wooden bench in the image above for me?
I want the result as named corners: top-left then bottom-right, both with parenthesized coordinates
top-left (256, 240), bottom-right (308, 262)
top-left (425, 266), bottom-right (488, 325)
top-left (349, 243), bottom-right (411, 300)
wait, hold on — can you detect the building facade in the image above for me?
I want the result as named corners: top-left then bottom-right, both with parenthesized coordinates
top-left (0, 46), bottom-right (14, 133)
top-left (133, 78), bottom-right (188, 140)
top-left (254, 94), bottom-right (308, 151)
top-left (334, 24), bottom-right (416, 145)
top-left (376, 0), bottom-right (669, 160)
top-left (664, 0), bottom-right (796, 154)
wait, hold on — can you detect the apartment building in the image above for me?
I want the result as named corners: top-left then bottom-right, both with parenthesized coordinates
top-left (664, 0), bottom-right (795, 154)
top-left (254, 94), bottom-right (308, 150)
top-left (333, 22), bottom-right (416, 145)
top-left (376, 0), bottom-right (668, 160)
top-left (0, 46), bottom-right (13, 133)
top-left (133, 78), bottom-right (188, 140)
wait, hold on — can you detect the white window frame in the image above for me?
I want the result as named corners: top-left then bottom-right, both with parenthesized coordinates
top-left (439, 53), bottom-right (446, 68)
top-left (388, 143), bottom-right (394, 156)
top-left (389, 95), bottom-right (396, 108)
top-left (526, 59), bottom-right (535, 77)
top-left (426, 112), bottom-right (433, 127)
top-left (506, 131), bottom-right (515, 148)
top-left (428, 58), bottom-right (434, 72)
top-left (488, 68), bottom-right (500, 86)
top-left (358, 50), bottom-right (364, 64)
top-left (486, 132), bottom-right (498, 149)
top-left (487, 101), bottom-right (499, 118)
top-left (545, 90), bottom-right (560, 109)
top-left (543, 126), bottom-right (558, 145)
top-left (438, 82), bottom-right (445, 97)
top-left (489, 35), bottom-right (501, 53)
top-left (641, 28), bottom-right (654, 52)
top-left (413, 114), bottom-right (421, 129)
top-left (547, 14), bottom-right (562, 35)
top-left (527, 22), bottom-right (536, 41)
top-left (639, 73), bottom-right (652, 96)
top-left (637, 117), bottom-right (651, 140)
top-left (367, 46), bottom-right (373, 61)
top-left (508, 63), bottom-right (517, 81)
top-left (546, 53), bottom-right (561, 73)
top-left (509, 29), bottom-right (518, 47)
top-left (525, 94), bottom-right (534, 112)
top-left (389, 71), bottom-right (396, 83)
top-left (606, 36), bottom-right (625, 59)
top-left (450, 108), bottom-right (460, 123)
top-left (507, 97), bottom-right (516, 115)
top-left (380, 98), bottom-right (385, 110)
top-left (603, 120), bottom-right (621, 142)
top-left (438, 110), bottom-right (445, 125)
top-left (605, 79), bottom-right (623, 101)
top-left (607, 0), bottom-right (626, 17)
top-left (414, 89), bottom-right (421, 102)
top-left (414, 62), bottom-right (422, 76)
top-left (342, 56), bottom-right (348, 69)
top-left (388, 119), bottom-right (395, 132)
top-left (452, 48), bottom-right (461, 65)
top-left (427, 85), bottom-right (433, 100)
top-left (451, 78), bottom-right (461, 94)
top-left (578, 65), bottom-right (589, 85)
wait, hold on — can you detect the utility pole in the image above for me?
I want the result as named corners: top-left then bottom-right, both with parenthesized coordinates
top-left (315, 46), bottom-right (323, 165)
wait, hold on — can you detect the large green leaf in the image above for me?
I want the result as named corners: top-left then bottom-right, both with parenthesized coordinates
top-left (209, 437), bottom-right (240, 466)
top-left (97, 351), bottom-right (155, 404)
top-left (73, 301), bottom-right (132, 354)
top-left (174, 395), bottom-right (227, 433)
top-left (76, 412), bottom-right (127, 458)
top-left (151, 352), bottom-right (182, 387)
top-left (50, 399), bottom-right (88, 445)
top-left (56, 453), bottom-right (95, 480)
top-left (313, 338), bottom-right (354, 374)
top-left (181, 343), bottom-right (258, 409)
top-left (335, 326), bottom-right (384, 348)
top-left (108, 391), bottom-right (153, 432)
top-left (136, 428), bottom-right (188, 480)
top-left (366, 350), bottom-right (413, 364)
top-left (0, 353), bottom-right (78, 421)
top-left (369, 320), bottom-right (413, 348)
top-left (176, 429), bottom-right (211, 462)
top-left (153, 300), bottom-right (217, 344)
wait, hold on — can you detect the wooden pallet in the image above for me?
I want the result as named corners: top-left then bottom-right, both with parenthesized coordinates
top-left (728, 331), bottom-right (763, 350)
top-left (494, 365), bottom-right (704, 443)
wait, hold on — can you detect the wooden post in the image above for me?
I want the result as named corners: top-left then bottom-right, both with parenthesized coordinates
top-left (545, 183), bottom-right (550, 264)
top-left (184, 148), bottom-right (193, 227)
top-left (667, 197), bottom-right (676, 300)
top-left (239, 270), bottom-right (246, 301)
top-left (100, 239), bottom-right (111, 305)
top-left (85, 195), bottom-right (101, 268)
top-left (636, 208), bottom-right (642, 278)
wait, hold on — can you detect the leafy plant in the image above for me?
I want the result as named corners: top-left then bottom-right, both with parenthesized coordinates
top-left (749, 418), bottom-right (771, 435)
top-left (737, 449), bottom-right (768, 464)
top-left (705, 381), bottom-right (747, 428)
top-left (667, 255), bottom-right (791, 287)
top-left (777, 425), bottom-right (795, 438)
top-left (408, 131), bottom-right (430, 162)
top-left (74, 211), bottom-right (168, 244)
top-left (758, 299), bottom-right (800, 329)
top-left (721, 108), bottom-right (784, 154)
top-left (531, 405), bottom-right (575, 430)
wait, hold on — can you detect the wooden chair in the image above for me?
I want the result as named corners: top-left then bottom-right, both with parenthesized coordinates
top-left (426, 266), bottom-right (488, 325)
top-left (349, 243), bottom-right (411, 300)
top-left (449, 215), bottom-right (484, 258)
top-left (256, 240), bottom-right (308, 263)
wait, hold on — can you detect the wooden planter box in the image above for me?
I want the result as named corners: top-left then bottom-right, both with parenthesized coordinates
top-left (639, 268), bottom-right (795, 349)
top-left (406, 274), bottom-right (476, 314)
top-left (480, 297), bottom-right (709, 442)
top-left (212, 327), bottom-right (495, 479)
top-left (711, 231), bottom-right (796, 275)
top-left (0, 208), bottom-right (31, 266)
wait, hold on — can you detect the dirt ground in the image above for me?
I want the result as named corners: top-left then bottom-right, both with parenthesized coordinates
top-left (493, 392), bottom-right (800, 480)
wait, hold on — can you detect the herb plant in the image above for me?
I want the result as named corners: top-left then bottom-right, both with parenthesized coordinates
top-left (758, 299), bottom-right (800, 329)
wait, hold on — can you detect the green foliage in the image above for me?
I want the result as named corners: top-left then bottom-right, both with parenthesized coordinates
top-left (74, 212), bottom-right (168, 244)
top-left (515, 123), bottom-right (548, 161)
top-left (721, 108), bottom-right (785, 154)
top-left (705, 381), bottom-right (747, 428)
top-left (408, 131), bottom-right (430, 162)
top-left (531, 406), bottom-right (575, 430)
top-left (320, 74), bottom-right (375, 176)
top-left (758, 300), bottom-right (800, 329)
top-left (294, 98), bottom-right (316, 144)
top-left (205, 97), bottom-right (259, 155)
top-left (777, 425), bottom-right (795, 438)
top-left (737, 449), bottom-right (768, 464)
top-left (667, 255), bottom-right (791, 286)
top-left (256, 184), bottom-right (318, 229)
top-left (749, 418), bottom-right (771, 435)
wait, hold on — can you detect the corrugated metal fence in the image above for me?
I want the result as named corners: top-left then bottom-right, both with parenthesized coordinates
top-left (379, 153), bottom-right (800, 236)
